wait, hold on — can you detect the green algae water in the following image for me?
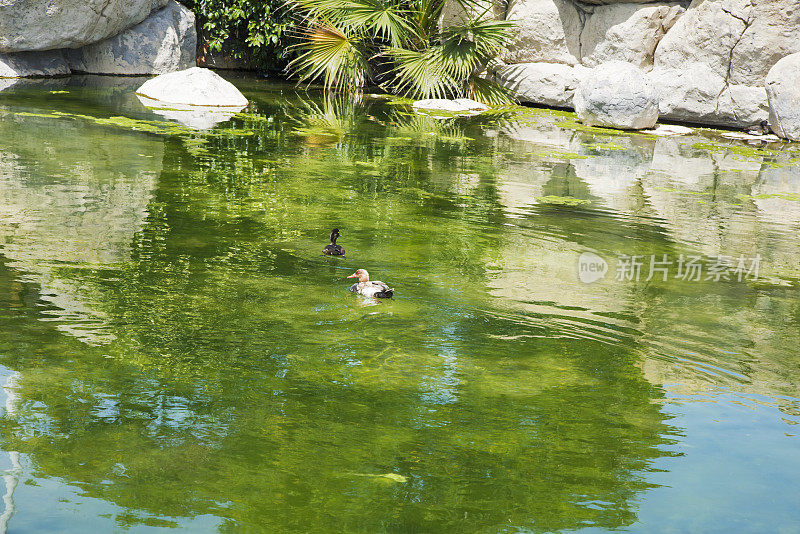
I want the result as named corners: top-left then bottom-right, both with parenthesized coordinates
top-left (0, 74), bottom-right (799, 533)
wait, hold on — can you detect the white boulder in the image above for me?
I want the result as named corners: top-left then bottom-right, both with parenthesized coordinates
top-left (574, 61), bottom-right (659, 130)
top-left (727, 0), bottom-right (800, 86)
top-left (580, 3), bottom-right (684, 69)
top-left (766, 53), bottom-right (800, 141)
top-left (503, 0), bottom-right (581, 65)
top-left (65, 1), bottom-right (195, 75)
top-left (641, 124), bottom-right (694, 136)
top-left (440, 0), bottom-right (502, 26)
top-left (650, 0), bottom-right (800, 127)
top-left (482, 0), bottom-right (800, 128)
top-left (493, 62), bottom-right (586, 108)
top-left (135, 67), bottom-right (248, 107)
top-left (411, 98), bottom-right (489, 113)
top-left (0, 50), bottom-right (70, 77)
top-left (648, 66), bottom-right (768, 127)
top-left (0, 0), bottom-right (169, 52)
top-left (580, 0), bottom-right (673, 4)
top-left (654, 0), bottom-right (752, 82)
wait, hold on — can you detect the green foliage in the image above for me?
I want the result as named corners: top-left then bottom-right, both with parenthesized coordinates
top-left (184, 0), bottom-right (298, 70)
top-left (293, 25), bottom-right (370, 90)
top-left (183, 0), bottom-right (513, 100)
top-left (290, 0), bottom-right (515, 103)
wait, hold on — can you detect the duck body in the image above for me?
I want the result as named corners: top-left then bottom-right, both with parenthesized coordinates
top-left (323, 228), bottom-right (345, 256)
top-left (745, 119), bottom-right (771, 136)
top-left (349, 281), bottom-right (394, 299)
top-left (347, 269), bottom-right (393, 298)
top-left (323, 243), bottom-right (345, 256)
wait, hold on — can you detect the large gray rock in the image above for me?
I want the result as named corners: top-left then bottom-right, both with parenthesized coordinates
top-left (728, 0), bottom-right (800, 86)
top-left (440, 0), bottom-right (502, 26)
top-left (0, 50), bottom-right (70, 77)
top-left (494, 62), bottom-right (586, 108)
top-left (579, 0), bottom-right (674, 4)
top-left (0, 0), bottom-right (169, 52)
top-left (574, 61), bottom-right (659, 129)
top-left (65, 1), bottom-right (195, 75)
top-left (580, 3), bottom-right (684, 69)
top-left (654, 0), bottom-right (752, 82)
top-left (504, 0), bottom-right (581, 65)
top-left (649, 65), bottom-right (767, 127)
top-left (652, 0), bottom-right (800, 126)
top-left (766, 53), bottom-right (800, 141)
top-left (456, 0), bottom-right (800, 128)
top-left (136, 67), bottom-right (248, 107)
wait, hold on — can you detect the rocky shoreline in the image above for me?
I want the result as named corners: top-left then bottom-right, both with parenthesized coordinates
top-left (1, 0), bottom-right (799, 137)
top-left (0, 0), bottom-right (195, 77)
top-left (455, 0), bottom-right (800, 133)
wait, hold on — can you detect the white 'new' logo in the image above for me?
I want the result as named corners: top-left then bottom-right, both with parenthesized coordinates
top-left (577, 251), bottom-right (608, 284)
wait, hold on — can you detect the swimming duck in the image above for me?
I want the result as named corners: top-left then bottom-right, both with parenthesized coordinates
top-left (347, 269), bottom-right (393, 298)
top-left (323, 228), bottom-right (345, 256)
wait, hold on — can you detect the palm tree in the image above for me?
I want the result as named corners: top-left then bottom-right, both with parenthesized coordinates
top-left (289, 0), bottom-right (514, 104)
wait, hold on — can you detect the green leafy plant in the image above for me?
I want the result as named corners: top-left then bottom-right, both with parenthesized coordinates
top-left (289, 0), bottom-right (515, 104)
top-left (184, 0), bottom-right (299, 70)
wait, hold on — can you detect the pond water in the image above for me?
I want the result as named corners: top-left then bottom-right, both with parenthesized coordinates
top-left (0, 74), bottom-right (799, 533)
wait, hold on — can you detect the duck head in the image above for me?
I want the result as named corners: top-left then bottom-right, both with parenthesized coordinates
top-left (347, 269), bottom-right (369, 282)
top-left (330, 228), bottom-right (341, 244)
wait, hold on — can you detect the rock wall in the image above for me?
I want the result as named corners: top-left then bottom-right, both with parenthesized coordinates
top-left (0, 0), bottom-right (170, 52)
top-left (66, 1), bottom-right (196, 75)
top-left (0, 0), bottom-right (194, 77)
top-left (482, 0), bottom-right (800, 128)
top-left (0, 50), bottom-right (70, 78)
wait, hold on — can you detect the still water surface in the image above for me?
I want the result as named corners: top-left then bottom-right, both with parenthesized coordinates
top-left (0, 75), bottom-right (799, 533)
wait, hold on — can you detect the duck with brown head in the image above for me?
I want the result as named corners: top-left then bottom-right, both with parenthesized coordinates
top-left (347, 269), bottom-right (394, 298)
top-left (323, 228), bottom-right (345, 256)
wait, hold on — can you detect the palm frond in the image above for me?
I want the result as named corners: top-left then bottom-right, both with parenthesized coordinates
top-left (467, 72), bottom-right (513, 105)
top-left (453, 0), bottom-right (500, 21)
top-left (390, 113), bottom-right (471, 145)
top-left (438, 33), bottom-right (479, 81)
top-left (345, 0), bottom-right (415, 47)
top-left (289, 0), bottom-right (517, 100)
top-left (387, 46), bottom-right (457, 99)
top-left (289, 24), bottom-right (369, 91)
top-left (296, 0), bottom-right (414, 47)
top-left (440, 18), bottom-right (514, 63)
top-left (432, 17), bottom-right (514, 92)
top-left (294, 0), bottom-right (347, 20)
top-left (410, 0), bottom-right (446, 41)
top-left (290, 96), bottom-right (360, 145)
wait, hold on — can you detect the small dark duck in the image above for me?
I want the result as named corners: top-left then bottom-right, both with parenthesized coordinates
top-left (745, 119), bottom-right (771, 136)
top-left (347, 269), bottom-right (394, 298)
top-left (323, 228), bottom-right (345, 256)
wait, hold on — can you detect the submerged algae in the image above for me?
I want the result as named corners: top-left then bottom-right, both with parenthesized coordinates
top-left (0, 76), bottom-right (800, 534)
top-left (536, 195), bottom-right (593, 206)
